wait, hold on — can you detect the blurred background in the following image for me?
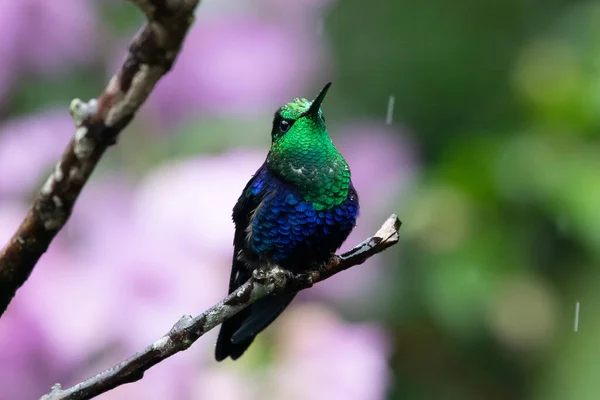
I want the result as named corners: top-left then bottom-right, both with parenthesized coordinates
top-left (0, 0), bottom-right (598, 399)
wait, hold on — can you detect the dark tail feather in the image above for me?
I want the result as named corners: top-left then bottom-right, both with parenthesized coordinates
top-left (215, 306), bottom-right (253, 361)
top-left (215, 291), bottom-right (296, 361)
top-left (231, 292), bottom-right (296, 345)
top-left (215, 256), bottom-right (252, 362)
top-left (215, 249), bottom-right (298, 361)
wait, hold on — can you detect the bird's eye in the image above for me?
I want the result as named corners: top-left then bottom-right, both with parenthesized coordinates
top-left (279, 119), bottom-right (291, 133)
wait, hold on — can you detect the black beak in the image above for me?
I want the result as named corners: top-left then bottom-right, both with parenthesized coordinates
top-left (306, 82), bottom-right (332, 118)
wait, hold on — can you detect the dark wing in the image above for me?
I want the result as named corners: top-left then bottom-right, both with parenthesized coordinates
top-left (215, 162), bottom-right (270, 361)
top-left (215, 162), bottom-right (298, 360)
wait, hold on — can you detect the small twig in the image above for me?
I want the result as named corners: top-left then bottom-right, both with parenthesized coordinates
top-left (0, 0), bottom-right (199, 316)
top-left (40, 215), bottom-right (401, 400)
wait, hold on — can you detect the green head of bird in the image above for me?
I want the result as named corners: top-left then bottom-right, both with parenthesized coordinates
top-left (266, 82), bottom-right (351, 210)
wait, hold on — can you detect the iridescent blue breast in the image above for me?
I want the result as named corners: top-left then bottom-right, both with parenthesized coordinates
top-left (246, 169), bottom-right (359, 268)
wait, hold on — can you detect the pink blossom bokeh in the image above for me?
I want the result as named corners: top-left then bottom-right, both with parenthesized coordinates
top-left (0, 2), bottom-right (413, 399)
top-left (0, 1), bottom-right (96, 106)
top-left (146, 13), bottom-right (327, 127)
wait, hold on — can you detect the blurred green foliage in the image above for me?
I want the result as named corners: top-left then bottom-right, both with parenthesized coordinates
top-left (328, 1), bottom-right (600, 398)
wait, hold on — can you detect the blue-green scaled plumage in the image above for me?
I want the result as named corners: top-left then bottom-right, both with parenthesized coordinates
top-left (246, 166), bottom-right (358, 263)
top-left (215, 83), bottom-right (359, 361)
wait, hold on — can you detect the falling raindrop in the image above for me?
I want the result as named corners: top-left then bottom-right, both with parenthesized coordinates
top-left (386, 95), bottom-right (395, 125)
top-left (574, 301), bottom-right (580, 332)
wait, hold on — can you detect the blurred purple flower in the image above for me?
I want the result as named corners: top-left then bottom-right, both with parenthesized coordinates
top-left (0, 1), bottom-right (97, 106)
top-left (0, 171), bottom-right (225, 397)
top-left (132, 150), bottom-right (265, 259)
top-left (192, 368), bottom-right (257, 400)
top-left (105, 236), bottom-right (226, 356)
top-left (16, 249), bottom-right (118, 366)
top-left (0, 109), bottom-right (75, 197)
top-left (147, 15), bottom-right (323, 125)
top-left (269, 304), bottom-right (392, 400)
top-left (15, 1), bottom-right (97, 74)
top-left (65, 176), bottom-right (135, 261)
top-left (0, 303), bottom-right (73, 400)
top-left (36, 174), bottom-right (224, 355)
top-left (11, 190), bottom-right (117, 367)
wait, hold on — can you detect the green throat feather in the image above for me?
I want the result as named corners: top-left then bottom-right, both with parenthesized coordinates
top-left (267, 96), bottom-right (351, 211)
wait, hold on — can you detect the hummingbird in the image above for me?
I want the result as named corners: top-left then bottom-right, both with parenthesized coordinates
top-left (215, 82), bottom-right (359, 361)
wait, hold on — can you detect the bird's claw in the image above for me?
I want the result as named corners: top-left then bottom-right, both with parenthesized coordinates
top-left (283, 271), bottom-right (313, 291)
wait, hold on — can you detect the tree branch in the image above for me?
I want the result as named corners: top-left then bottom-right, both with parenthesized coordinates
top-left (40, 214), bottom-right (401, 400)
top-left (0, 0), bottom-right (200, 316)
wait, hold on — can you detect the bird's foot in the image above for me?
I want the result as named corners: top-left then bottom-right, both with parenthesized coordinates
top-left (283, 270), bottom-right (313, 292)
top-left (313, 253), bottom-right (338, 275)
top-left (315, 263), bottom-right (328, 275)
